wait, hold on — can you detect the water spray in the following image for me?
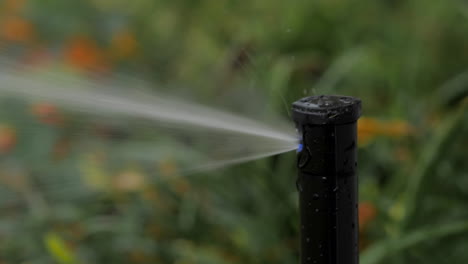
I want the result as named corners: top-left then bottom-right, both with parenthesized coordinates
top-left (292, 95), bottom-right (361, 264)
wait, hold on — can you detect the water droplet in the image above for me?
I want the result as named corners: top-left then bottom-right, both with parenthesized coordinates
top-left (312, 193), bottom-right (319, 200)
top-left (307, 257), bottom-right (311, 261)
top-left (308, 202), bottom-right (312, 206)
top-left (306, 237), bottom-right (310, 243)
top-left (321, 176), bottom-right (327, 181)
top-left (315, 208), bottom-right (319, 213)
top-left (318, 243), bottom-right (323, 249)
top-left (320, 253), bottom-right (324, 257)
top-left (333, 186), bottom-right (339, 192)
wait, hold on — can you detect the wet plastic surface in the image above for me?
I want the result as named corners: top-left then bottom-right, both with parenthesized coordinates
top-left (292, 95), bottom-right (361, 264)
top-left (292, 95), bottom-right (361, 125)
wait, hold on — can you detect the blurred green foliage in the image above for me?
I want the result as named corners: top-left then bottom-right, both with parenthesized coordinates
top-left (0, 0), bottom-right (467, 263)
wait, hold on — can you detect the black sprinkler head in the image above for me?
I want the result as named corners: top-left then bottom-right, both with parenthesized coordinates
top-left (292, 95), bottom-right (361, 264)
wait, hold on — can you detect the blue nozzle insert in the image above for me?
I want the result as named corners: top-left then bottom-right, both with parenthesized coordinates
top-left (297, 143), bottom-right (303, 153)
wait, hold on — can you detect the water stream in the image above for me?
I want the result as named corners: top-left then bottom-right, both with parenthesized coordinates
top-left (0, 59), bottom-right (298, 204)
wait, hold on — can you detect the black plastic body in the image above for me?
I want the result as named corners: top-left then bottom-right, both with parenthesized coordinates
top-left (292, 95), bottom-right (361, 264)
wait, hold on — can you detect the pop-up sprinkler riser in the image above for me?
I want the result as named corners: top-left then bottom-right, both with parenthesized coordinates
top-left (292, 95), bottom-right (361, 264)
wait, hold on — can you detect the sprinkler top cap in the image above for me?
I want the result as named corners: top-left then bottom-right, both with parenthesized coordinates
top-left (292, 95), bottom-right (361, 125)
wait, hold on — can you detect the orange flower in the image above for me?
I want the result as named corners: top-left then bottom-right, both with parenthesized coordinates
top-left (63, 36), bottom-right (109, 72)
top-left (110, 30), bottom-right (138, 60)
top-left (381, 120), bottom-right (413, 137)
top-left (31, 103), bottom-right (64, 126)
top-left (358, 201), bottom-right (377, 250)
top-left (2, 0), bottom-right (26, 13)
top-left (358, 118), bottom-right (379, 145)
top-left (0, 16), bottom-right (34, 43)
top-left (0, 125), bottom-right (17, 153)
top-left (358, 117), bottom-right (413, 145)
top-left (359, 201), bottom-right (377, 232)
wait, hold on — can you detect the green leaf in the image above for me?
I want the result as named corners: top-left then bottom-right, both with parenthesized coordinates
top-left (361, 221), bottom-right (468, 264)
top-left (44, 232), bottom-right (79, 264)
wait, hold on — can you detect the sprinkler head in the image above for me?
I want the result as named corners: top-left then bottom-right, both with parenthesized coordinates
top-left (292, 95), bottom-right (361, 264)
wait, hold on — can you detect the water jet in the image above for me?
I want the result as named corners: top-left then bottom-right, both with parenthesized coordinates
top-left (292, 95), bottom-right (361, 264)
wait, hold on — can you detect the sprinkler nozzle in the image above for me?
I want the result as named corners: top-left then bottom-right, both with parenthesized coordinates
top-left (292, 95), bottom-right (361, 264)
top-left (297, 142), bottom-right (304, 153)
